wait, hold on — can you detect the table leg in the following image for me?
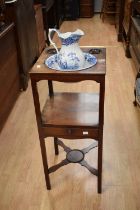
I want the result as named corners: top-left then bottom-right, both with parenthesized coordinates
top-left (98, 130), bottom-right (103, 193)
top-left (39, 137), bottom-right (51, 190)
top-left (54, 137), bottom-right (59, 155)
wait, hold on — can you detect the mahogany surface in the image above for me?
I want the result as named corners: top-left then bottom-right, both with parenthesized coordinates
top-left (30, 47), bottom-right (106, 193)
top-left (42, 93), bottom-right (99, 127)
top-left (0, 23), bottom-right (20, 132)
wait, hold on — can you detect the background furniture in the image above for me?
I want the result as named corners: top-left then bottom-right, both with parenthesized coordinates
top-left (64, 0), bottom-right (79, 19)
top-left (133, 0), bottom-right (140, 13)
top-left (122, 0), bottom-right (132, 57)
top-left (30, 47), bottom-right (106, 193)
top-left (100, 0), bottom-right (116, 22)
top-left (115, 0), bottom-right (132, 57)
top-left (94, 0), bottom-right (103, 12)
top-left (115, 0), bottom-right (124, 41)
top-left (5, 0), bottom-right (39, 90)
top-left (34, 0), bottom-right (63, 45)
top-left (130, 16), bottom-right (140, 72)
top-left (129, 0), bottom-right (140, 72)
top-left (34, 4), bottom-right (46, 55)
top-left (0, 0), bottom-right (5, 29)
top-left (0, 23), bottom-right (20, 132)
top-left (80, 0), bottom-right (94, 18)
top-left (55, 0), bottom-right (64, 26)
top-left (133, 72), bottom-right (140, 106)
top-left (41, 0), bottom-right (57, 45)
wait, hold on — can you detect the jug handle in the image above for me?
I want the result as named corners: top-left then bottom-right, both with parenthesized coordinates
top-left (48, 29), bottom-right (59, 54)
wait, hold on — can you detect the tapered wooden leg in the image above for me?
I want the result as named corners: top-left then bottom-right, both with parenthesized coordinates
top-left (98, 131), bottom-right (103, 193)
top-left (39, 138), bottom-right (51, 190)
top-left (31, 80), bottom-right (51, 189)
top-left (54, 137), bottom-right (59, 155)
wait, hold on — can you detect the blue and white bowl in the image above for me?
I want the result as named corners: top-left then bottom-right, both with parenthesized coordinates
top-left (45, 53), bottom-right (97, 71)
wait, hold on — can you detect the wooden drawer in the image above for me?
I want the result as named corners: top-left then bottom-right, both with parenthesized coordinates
top-left (43, 126), bottom-right (99, 140)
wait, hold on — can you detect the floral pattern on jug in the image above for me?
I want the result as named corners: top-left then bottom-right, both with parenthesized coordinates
top-left (48, 29), bottom-right (85, 70)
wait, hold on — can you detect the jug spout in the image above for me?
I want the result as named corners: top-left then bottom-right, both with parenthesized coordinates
top-left (73, 29), bottom-right (84, 36)
top-left (58, 29), bottom-right (84, 47)
top-left (58, 29), bottom-right (84, 40)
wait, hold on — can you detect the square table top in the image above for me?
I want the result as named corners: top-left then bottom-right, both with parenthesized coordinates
top-left (30, 47), bottom-right (106, 78)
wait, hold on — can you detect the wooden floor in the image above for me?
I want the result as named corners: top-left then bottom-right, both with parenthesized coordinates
top-left (0, 15), bottom-right (140, 210)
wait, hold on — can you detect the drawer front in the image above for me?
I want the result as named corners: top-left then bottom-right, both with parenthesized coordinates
top-left (43, 127), bottom-right (99, 140)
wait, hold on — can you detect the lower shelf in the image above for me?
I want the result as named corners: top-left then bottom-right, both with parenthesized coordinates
top-left (42, 92), bottom-right (99, 127)
top-left (41, 92), bottom-right (100, 139)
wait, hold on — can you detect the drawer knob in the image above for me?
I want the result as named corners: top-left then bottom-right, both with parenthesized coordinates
top-left (83, 131), bottom-right (88, 135)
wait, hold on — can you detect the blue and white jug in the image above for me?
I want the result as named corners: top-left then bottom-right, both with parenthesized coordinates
top-left (48, 28), bottom-right (85, 70)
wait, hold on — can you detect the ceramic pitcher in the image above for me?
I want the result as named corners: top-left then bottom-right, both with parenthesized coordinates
top-left (48, 28), bottom-right (85, 69)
